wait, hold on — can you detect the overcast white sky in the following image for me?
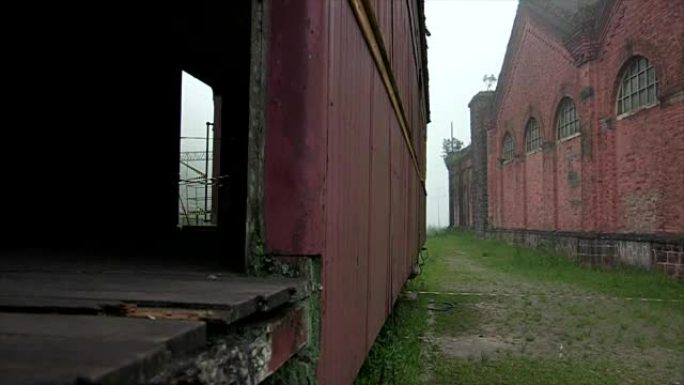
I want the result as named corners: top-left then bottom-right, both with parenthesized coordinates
top-left (424, 0), bottom-right (518, 227)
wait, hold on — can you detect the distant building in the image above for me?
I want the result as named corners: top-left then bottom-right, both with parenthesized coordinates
top-left (447, 0), bottom-right (683, 277)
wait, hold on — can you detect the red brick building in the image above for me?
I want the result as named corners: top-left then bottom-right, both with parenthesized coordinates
top-left (447, 0), bottom-right (683, 277)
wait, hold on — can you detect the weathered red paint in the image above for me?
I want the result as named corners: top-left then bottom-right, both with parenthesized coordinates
top-left (322, 2), bottom-right (374, 381)
top-left (266, 1), bottom-right (428, 383)
top-left (366, 73), bottom-right (393, 349)
top-left (267, 306), bottom-right (308, 374)
top-left (265, 0), bottom-right (328, 255)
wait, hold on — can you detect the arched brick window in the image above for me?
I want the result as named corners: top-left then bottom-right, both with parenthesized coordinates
top-left (502, 133), bottom-right (514, 162)
top-left (617, 56), bottom-right (657, 115)
top-left (557, 98), bottom-right (579, 139)
top-left (525, 118), bottom-right (542, 153)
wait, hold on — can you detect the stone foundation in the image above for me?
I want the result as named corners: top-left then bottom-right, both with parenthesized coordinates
top-left (485, 228), bottom-right (684, 279)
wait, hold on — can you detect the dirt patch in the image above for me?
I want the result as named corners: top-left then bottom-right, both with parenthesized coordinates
top-left (421, 247), bottom-right (684, 384)
top-left (420, 301), bottom-right (437, 384)
top-left (436, 335), bottom-right (516, 360)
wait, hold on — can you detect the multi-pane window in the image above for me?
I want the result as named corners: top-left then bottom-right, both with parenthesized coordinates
top-left (502, 133), bottom-right (514, 162)
top-left (617, 57), bottom-right (657, 115)
top-left (557, 98), bottom-right (579, 139)
top-left (525, 118), bottom-right (542, 153)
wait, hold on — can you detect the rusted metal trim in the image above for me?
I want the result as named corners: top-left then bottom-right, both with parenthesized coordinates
top-left (348, 0), bottom-right (426, 192)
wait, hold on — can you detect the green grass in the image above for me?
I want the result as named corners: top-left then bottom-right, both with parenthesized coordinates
top-left (354, 296), bottom-right (428, 385)
top-left (355, 230), bottom-right (684, 384)
top-left (409, 230), bottom-right (459, 292)
top-left (427, 225), bottom-right (453, 237)
top-left (432, 358), bottom-right (631, 385)
top-left (425, 294), bottom-right (483, 337)
top-left (441, 231), bottom-right (684, 302)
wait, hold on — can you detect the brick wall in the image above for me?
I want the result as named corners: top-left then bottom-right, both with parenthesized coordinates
top-left (451, 0), bottom-right (684, 278)
top-left (486, 229), bottom-right (684, 279)
top-left (487, 0), bottom-right (683, 237)
top-left (469, 92), bottom-right (494, 233)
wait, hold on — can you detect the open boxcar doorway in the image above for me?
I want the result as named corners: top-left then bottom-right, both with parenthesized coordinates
top-left (3, 1), bottom-right (254, 272)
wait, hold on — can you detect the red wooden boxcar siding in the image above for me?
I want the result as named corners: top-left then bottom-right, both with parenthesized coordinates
top-left (265, 1), bottom-right (426, 383)
top-left (265, 0), bottom-right (328, 256)
top-left (366, 71), bottom-right (392, 351)
top-left (320, 1), bottom-right (427, 383)
top-left (322, 1), bottom-right (374, 381)
top-left (371, 0), bottom-right (393, 64)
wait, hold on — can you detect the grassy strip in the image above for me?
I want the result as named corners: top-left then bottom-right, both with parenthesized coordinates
top-left (432, 357), bottom-right (631, 385)
top-left (354, 296), bottom-right (428, 385)
top-left (355, 230), bottom-right (683, 384)
top-left (432, 230), bottom-right (683, 302)
top-left (409, 230), bottom-right (458, 292)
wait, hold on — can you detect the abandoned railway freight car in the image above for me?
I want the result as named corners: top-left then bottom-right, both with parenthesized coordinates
top-left (1, 0), bottom-right (428, 384)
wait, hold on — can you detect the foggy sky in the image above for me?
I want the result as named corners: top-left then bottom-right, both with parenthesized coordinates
top-left (425, 0), bottom-right (518, 227)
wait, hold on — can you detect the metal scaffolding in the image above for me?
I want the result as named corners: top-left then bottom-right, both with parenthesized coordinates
top-left (178, 122), bottom-right (218, 227)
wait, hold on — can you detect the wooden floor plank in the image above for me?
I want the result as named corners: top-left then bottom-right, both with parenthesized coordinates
top-left (0, 272), bottom-right (305, 322)
top-left (0, 313), bottom-right (206, 385)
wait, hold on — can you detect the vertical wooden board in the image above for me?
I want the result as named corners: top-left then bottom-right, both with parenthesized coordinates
top-left (321, 2), bottom-right (372, 384)
top-left (390, 0), bottom-right (405, 302)
top-left (409, 55), bottom-right (419, 152)
top-left (374, 0), bottom-right (393, 65)
top-left (391, 1), bottom-right (402, 116)
top-left (369, 0), bottom-right (379, 14)
top-left (389, 117), bottom-right (403, 304)
top-left (386, 105), bottom-right (394, 319)
top-left (397, 125), bottom-right (407, 302)
top-left (411, 173), bottom-right (418, 258)
top-left (404, 151), bottom-right (411, 280)
top-left (398, 1), bottom-right (411, 126)
top-left (406, 55), bottom-right (415, 150)
top-left (396, 130), bottom-right (410, 301)
top-left (319, 0), bottom-right (340, 380)
top-left (407, 159), bottom-right (413, 275)
top-left (407, 172), bottom-right (414, 268)
top-left (266, 0), bottom-right (328, 255)
top-left (317, 0), bottom-right (427, 383)
top-left (407, 0), bottom-right (420, 62)
top-left (366, 71), bottom-right (392, 349)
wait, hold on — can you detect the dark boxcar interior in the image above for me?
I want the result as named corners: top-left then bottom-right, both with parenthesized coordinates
top-left (4, 2), bottom-right (252, 271)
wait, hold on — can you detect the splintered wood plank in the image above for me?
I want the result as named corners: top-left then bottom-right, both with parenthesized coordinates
top-left (0, 272), bottom-right (306, 323)
top-left (0, 313), bottom-right (205, 385)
